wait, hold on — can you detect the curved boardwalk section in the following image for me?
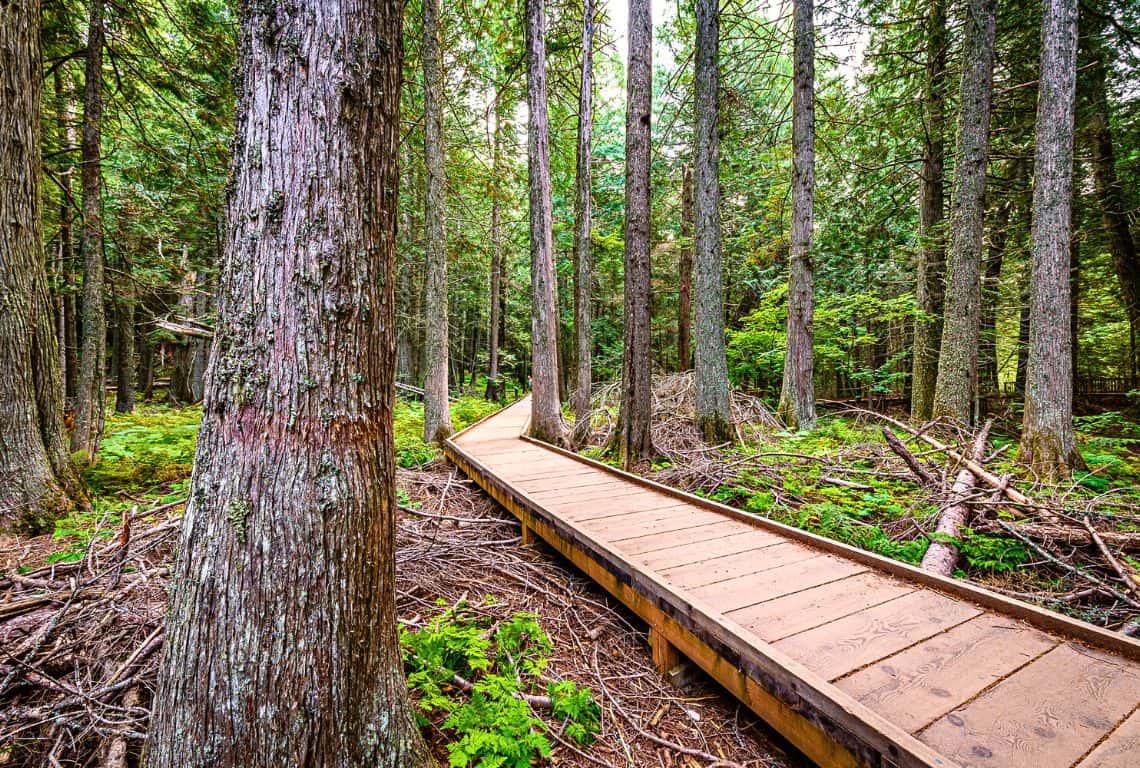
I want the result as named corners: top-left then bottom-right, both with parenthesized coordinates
top-left (444, 398), bottom-right (1140, 768)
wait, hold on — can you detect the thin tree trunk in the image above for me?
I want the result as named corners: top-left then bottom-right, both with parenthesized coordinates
top-left (778, 0), bottom-right (816, 431)
top-left (114, 257), bottom-right (136, 413)
top-left (144, 2), bottom-right (432, 765)
top-left (572, 0), bottom-right (595, 444)
top-left (616, 0), bottom-right (654, 465)
top-left (526, 0), bottom-right (566, 445)
top-left (189, 270), bottom-right (211, 401)
top-left (931, 0), bottom-right (997, 423)
top-left (1021, 0), bottom-right (1083, 477)
top-left (54, 69), bottom-right (77, 408)
top-left (0, 0), bottom-right (85, 533)
top-left (486, 96), bottom-right (504, 401)
top-left (72, 0), bottom-right (107, 462)
top-left (693, 0), bottom-right (732, 442)
top-left (1071, 171), bottom-right (1082, 392)
top-left (422, 0), bottom-right (451, 443)
top-left (910, 0), bottom-right (947, 421)
top-left (138, 325), bottom-right (154, 402)
top-left (1083, 13), bottom-right (1140, 375)
top-left (979, 161), bottom-right (1023, 398)
top-left (678, 164), bottom-right (693, 372)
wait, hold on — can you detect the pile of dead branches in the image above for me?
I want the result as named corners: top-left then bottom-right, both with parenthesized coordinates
top-left (585, 373), bottom-right (783, 492)
top-left (1, 466), bottom-right (796, 768)
top-left (857, 407), bottom-right (1140, 632)
top-left (0, 503), bottom-right (180, 767)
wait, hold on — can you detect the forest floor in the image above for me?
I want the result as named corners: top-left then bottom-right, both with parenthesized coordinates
top-left (0, 397), bottom-right (803, 768)
top-left (583, 375), bottom-right (1140, 634)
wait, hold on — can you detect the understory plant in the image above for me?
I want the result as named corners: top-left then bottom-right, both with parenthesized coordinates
top-left (401, 601), bottom-right (600, 767)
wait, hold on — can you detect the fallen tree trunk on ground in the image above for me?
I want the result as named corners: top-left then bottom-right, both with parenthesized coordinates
top-left (920, 419), bottom-right (993, 576)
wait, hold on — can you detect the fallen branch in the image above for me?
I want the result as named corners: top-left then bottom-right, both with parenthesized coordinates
top-left (882, 428), bottom-right (937, 486)
top-left (921, 419), bottom-right (993, 576)
top-left (1083, 516), bottom-right (1140, 595)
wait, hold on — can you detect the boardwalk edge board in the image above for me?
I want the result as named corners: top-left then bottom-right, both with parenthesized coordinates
top-left (445, 400), bottom-right (1140, 767)
top-left (517, 434), bottom-right (1140, 661)
top-left (444, 416), bottom-right (958, 767)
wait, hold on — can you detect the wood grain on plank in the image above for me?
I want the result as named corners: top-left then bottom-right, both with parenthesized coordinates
top-left (585, 508), bottom-right (724, 540)
top-left (729, 572), bottom-right (914, 643)
top-left (691, 555), bottom-right (867, 611)
top-left (919, 643), bottom-right (1140, 768)
top-left (836, 614), bottom-right (1058, 732)
top-left (632, 528), bottom-right (786, 570)
top-left (774, 591), bottom-right (981, 681)
top-left (1075, 706), bottom-right (1140, 768)
top-left (612, 520), bottom-right (747, 556)
top-left (660, 542), bottom-right (820, 589)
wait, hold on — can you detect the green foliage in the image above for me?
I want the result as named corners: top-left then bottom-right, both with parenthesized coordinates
top-left (727, 288), bottom-right (921, 396)
top-left (783, 501), bottom-right (929, 565)
top-left (85, 405), bottom-right (201, 494)
top-left (957, 529), bottom-right (1030, 574)
top-left (394, 397), bottom-right (503, 468)
top-left (402, 602), bottom-right (600, 767)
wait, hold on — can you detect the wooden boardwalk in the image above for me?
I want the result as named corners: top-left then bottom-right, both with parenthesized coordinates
top-left (443, 398), bottom-right (1140, 768)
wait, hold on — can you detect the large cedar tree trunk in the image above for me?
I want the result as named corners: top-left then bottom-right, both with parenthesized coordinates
top-left (572, 0), bottom-right (595, 444)
top-left (526, 0), bottom-right (567, 444)
top-left (778, 0), bottom-right (817, 431)
top-left (678, 165), bottom-right (693, 371)
top-left (616, 0), bottom-right (655, 464)
top-left (910, 0), bottom-right (947, 421)
top-left (0, 0), bottom-right (85, 533)
top-left (72, 0), bottom-right (107, 462)
top-left (422, 0), bottom-right (451, 443)
top-left (143, 2), bottom-right (432, 765)
top-left (693, 0), bottom-right (732, 442)
top-left (931, 0), bottom-right (997, 423)
top-left (1020, 0), bottom-right (1083, 477)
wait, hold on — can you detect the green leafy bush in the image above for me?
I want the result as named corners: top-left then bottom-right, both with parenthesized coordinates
top-left (784, 501), bottom-right (929, 564)
top-left (957, 529), bottom-right (1030, 573)
top-left (401, 602), bottom-right (600, 767)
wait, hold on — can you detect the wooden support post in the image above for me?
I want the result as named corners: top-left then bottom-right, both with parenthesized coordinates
top-left (521, 523), bottom-right (537, 546)
top-left (649, 626), bottom-right (681, 676)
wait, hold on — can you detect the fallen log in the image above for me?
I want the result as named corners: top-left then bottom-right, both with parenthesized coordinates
top-left (921, 419), bottom-right (993, 576)
top-left (970, 519), bottom-right (1140, 551)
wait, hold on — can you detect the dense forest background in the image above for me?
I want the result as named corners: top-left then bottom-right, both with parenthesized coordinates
top-left (29, 0), bottom-right (1140, 428)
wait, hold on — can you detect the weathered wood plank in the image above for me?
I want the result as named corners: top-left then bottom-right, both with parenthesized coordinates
top-left (692, 555), bottom-right (868, 611)
top-left (835, 615), bottom-right (1058, 732)
top-left (661, 542), bottom-right (820, 589)
top-left (729, 572), bottom-right (914, 643)
top-left (919, 644), bottom-right (1140, 768)
top-left (774, 591), bottom-right (982, 681)
top-left (1074, 706), bottom-right (1140, 768)
top-left (633, 528), bottom-right (786, 570)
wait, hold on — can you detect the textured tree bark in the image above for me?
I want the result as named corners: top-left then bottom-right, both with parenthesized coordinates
top-left (931, 0), bottom-right (997, 423)
top-left (144, 2), bottom-right (433, 766)
top-left (1021, 0), bottom-right (1083, 478)
top-left (114, 258), bottom-right (136, 414)
top-left (526, 0), bottom-right (567, 445)
top-left (616, 0), bottom-right (655, 465)
top-left (572, 0), bottom-right (595, 445)
top-left (778, 0), bottom-right (816, 431)
top-left (0, 0), bottom-right (85, 533)
top-left (72, 0), bottom-right (107, 462)
top-left (53, 69), bottom-right (78, 408)
top-left (678, 165), bottom-right (693, 372)
top-left (910, 0), bottom-right (947, 421)
top-left (422, 0), bottom-right (451, 444)
top-left (693, 0), bottom-right (732, 443)
top-left (1083, 13), bottom-right (1140, 378)
top-left (486, 95), bottom-right (504, 402)
top-left (978, 161), bottom-right (1023, 398)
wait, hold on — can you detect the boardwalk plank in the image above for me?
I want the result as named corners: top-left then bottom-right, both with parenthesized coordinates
top-left (661, 542), bottom-right (820, 589)
top-left (919, 644), bottom-right (1140, 768)
top-left (633, 528), bottom-right (786, 570)
top-left (612, 520), bottom-right (747, 556)
top-left (729, 572), bottom-right (914, 643)
top-left (836, 614), bottom-right (1058, 732)
top-left (691, 555), bottom-right (867, 611)
top-left (1074, 706), bottom-right (1140, 768)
